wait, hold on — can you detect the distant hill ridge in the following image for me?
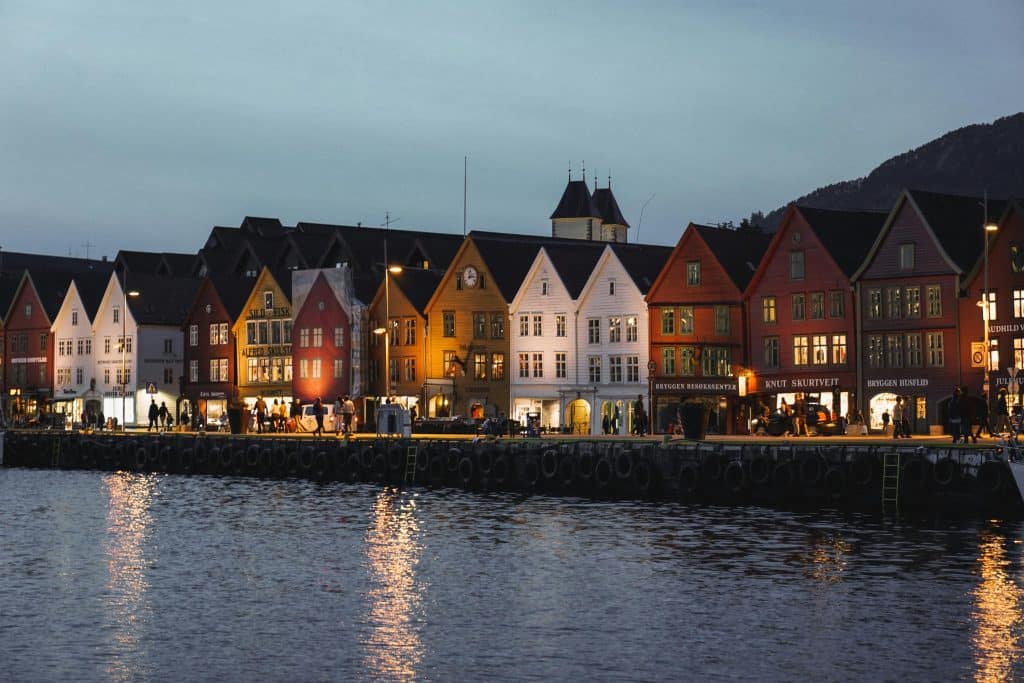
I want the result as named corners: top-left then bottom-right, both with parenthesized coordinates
top-left (753, 112), bottom-right (1024, 230)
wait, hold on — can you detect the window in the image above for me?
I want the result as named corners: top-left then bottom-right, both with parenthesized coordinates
top-left (455, 273), bottom-right (463, 290)
top-left (491, 313), bottom-right (504, 339)
top-left (867, 335), bottom-right (884, 369)
top-left (75, 367), bottom-right (83, 385)
top-left (906, 334), bottom-right (922, 367)
top-left (258, 321), bottom-right (268, 344)
top-left (886, 288), bottom-right (902, 319)
top-left (334, 359), bottom-right (345, 379)
top-left (533, 314), bottom-right (542, 337)
top-left (679, 307), bottom-right (694, 334)
top-left (899, 243), bottom-right (915, 270)
top-left (443, 311), bottom-right (455, 337)
top-left (679, 346), bottom-right (696, 375)
top-left (982, 291), bottom-right (996, 322)
top-left (868, 289), bottom-right (882, 320)
top-left (104, 338), bottom-right (111, 354)
top-left (829, 291), bottom-right (844, 318)
top-left (443, 350), bottom-right (458, 377)
top-left (790, 251), bottom-right (804, 280)
top-left (588, 356), bottom-right (602, 383)
top-left (113, 306), bottom-right (119, 324)
top-left (298, 358), bottom-right (309, 379)
top-left (809, 292), bottom-right (824, 320)
top-left (793, 336), bottom-right (809, 366)
top-left (57, 368), bottom-right (70, 385)
top-left (609, 280), bottom-right (616, 296)
top-left (1015, 290), bottom-right (1024, 318)
top-left (164, 338), bottom-right (173, 354)
top-left (38, 334), bottom-right (46, 352)
top-left (491, 353), bottom-right (505, 381)
top-left (626, 355), bottom-right (639, 383)
top-left (812, 335), bottom-right (828, 365)
top-left (905, 287), bottom-right (921, 318)
top-left (792, 294), bottom-right (805, 321)
top-left (532, 353), bottom-right (543, 378)
top-left (271, 320), bottom-right (282, 345)
top-left (264, 291), bottom-right (274, 309)
top-left (1013, 245), bottom-right (1024, 274)
top-left (335, 327), bottom-right (345, 347)
top-left (310, 327), bottom-right (321, 348)
top-left (626, 316), bottom-right (638, 342)
top-left (404, 358), bottom-right (416, 382)
top-left (208, 323), bottom-right (218, 346)
top-left (832, 334), bottom-right (847, 365)
top-left (609, 356), bottom-right (623, 382)
top-left (661, 308), bottom-right (675, 335)
top-left (388, 358), bottom-right (398, 384)
top-left (190, 325), bottom-right (199, 346)
top-left (686, 261), bottom-right (701, 286)
top-left (555, 352), bottom-right (567, 379)
top-left (886, 335), bottom-right (904, 368)
top-left (247, 321), bottom-right (257, 345)
top-left (474, 312), bottom-right (487, 339)
top-left (72, 310), bottom-right (78, 326)
top-left (368, 359), bottom-right (379, 383)
top-left (518, 353), bottom-right (530, 378)
top-left (404, 319), bottom-right (415, 345)
top-left (555, 314), bottom-right (566, 338)
top-left (926, 332), bottom-right (944, 366)
top-left (519, 314), bottom-right (529, 337)
top-left (104, 368), bottom-right (110, 385)
top-left (161, 367), bottom-right (172, 384)
top-left (702, 347), bottom-right (731, 376)
top-left (1015, 338), bottom-right (1024, 369)
top-left (763, 297), bottom-right (776, 324)
top-left (299, 328), bottom-right (309, 348)
top-left (189, 360), bottom-right (198, 382)
top-left (588, 318), bottom-right (600, 344)
top-left (714, 306), bottom-right (729, 335)
top-left (541, 280), bottom-right (548, 296)
top-left (608, 316), bottom-right (622, 343)
top-left (662, 347), bottom-right (676, 375)
top-left (926, 285), bottom-right (942, 317)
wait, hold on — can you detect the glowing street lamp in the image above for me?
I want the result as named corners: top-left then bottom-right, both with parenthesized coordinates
top-left (372, 245), bottom-right (403, 399)
top-left (978, 210), bottom-right (999, 403)
top-left (121, 285), bottom-right (140, 430)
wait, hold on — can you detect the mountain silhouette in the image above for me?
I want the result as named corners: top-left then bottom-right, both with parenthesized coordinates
top-left (752, 112), bottom-right (1024, 230)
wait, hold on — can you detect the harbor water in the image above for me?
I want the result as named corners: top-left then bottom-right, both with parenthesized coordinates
top-left (2, 467), bottom-right (1024, 681)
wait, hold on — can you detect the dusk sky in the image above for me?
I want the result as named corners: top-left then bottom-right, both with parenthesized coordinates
top-left (2, 1), bottom-right (1023, 260)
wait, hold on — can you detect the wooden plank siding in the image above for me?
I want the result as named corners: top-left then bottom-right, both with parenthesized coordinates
top-left (182, 277), bottom-right (238, 422)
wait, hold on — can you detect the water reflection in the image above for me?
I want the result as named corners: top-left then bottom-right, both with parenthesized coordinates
top-left (363, 489), bottom-right (424, 681)
top-left (971, 526), bottom-right (1023, 682)
top-left (103, 472), bottom-right (156, 682)
top-left (803, 531), bottom-right (852, 584)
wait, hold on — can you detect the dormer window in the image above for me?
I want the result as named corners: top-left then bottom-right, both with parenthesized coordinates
top-left (541, 280), bottom-right (549, 296)
top-left (264, 291), bottom-right (274, 309)
top-left (113, 306), bottom-right (119, 324)
top-left (609, 280), bottom-right (616, 296)
top-left (25, 303), bottom-right (32, 318)
top-left (72, 310), bottom-right (78, 326)
top-left (686, 261), bottom-right (701, 286)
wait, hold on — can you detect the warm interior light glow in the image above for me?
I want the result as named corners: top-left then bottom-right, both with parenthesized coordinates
top-left (388, 265), bottom-right (403, 274)
top-left (985, 223), bottom-right (999, 233)
top-left (373, 327), bottom-right (387, 335)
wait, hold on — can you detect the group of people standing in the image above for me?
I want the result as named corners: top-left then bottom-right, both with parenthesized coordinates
top-left (948, 386), bottom-right (1013, 444)
top-left (881, 396), bottom-right (913, 439)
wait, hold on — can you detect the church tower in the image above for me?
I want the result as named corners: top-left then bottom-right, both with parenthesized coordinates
top-left (592, 177), bottom-right (629, 243)
top-left (550, 174), bottom-right (602, 241)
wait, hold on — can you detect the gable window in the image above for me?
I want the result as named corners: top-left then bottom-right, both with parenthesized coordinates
top-left (661, 308), bottom-right (675, 335)
top-left (762, 297), bottom-right (776, 324)
top-left (72, 310), bottom-right (78, 326)
top-left (541, 280), bottom-right (548, 296)
top-left (679, 307), bottom-right (694, 334)
top-left (264, 291), bottom-right (273, 309)
top-left (899, 243), bottom-right (915, 270)
top-left (792, 293), bottom-right (805, 321)
top-left (686, 261), bottom-right (701, 286)
top-left (113, 306), bottom-right (119, 324)
top-left (25, 303), bottom-right (32, 318)
top-left (714, 306), bottom-right (729, 335)
top-left (609, 280), bottom-right (616, 296)
top-left (829, 291), bottom-right (844, 318)
top-left (1013, 244), bottom-right (1024, 273)
top-left (443, 311), bottom-right (455, 337)
top-left (790, 251), bottom-right (804, 280)
top-left (809, 292), bottom-right (824, 320)
top-left (455, 273), bottom-right (462, 291)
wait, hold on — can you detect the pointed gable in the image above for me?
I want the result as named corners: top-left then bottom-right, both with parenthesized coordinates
top-left (694, 224), bottom-right (772, 291)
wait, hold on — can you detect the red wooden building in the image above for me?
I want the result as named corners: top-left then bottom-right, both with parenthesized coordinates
top-left (182, 274), bottom-right (253, 427)
top-left (958, 199), bottom-right (1024, 408)
top-left (291, 269), bottom-right (359, 405)
top-left (746, 205), bottom-right (885, 424)
top-left (646, 223), bottom-right (770, 434)
top-left (852, 190), bottom-right (1003, 432)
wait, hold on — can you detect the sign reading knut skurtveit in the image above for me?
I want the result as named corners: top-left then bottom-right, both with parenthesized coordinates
top-left (761, 376), bottom-right (842, 391)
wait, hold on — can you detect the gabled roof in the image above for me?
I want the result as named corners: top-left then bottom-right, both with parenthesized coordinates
top-left (207, 274), bottom-right (258, 320)
top-left (541, 242), bottom-right (607, 298)
top-left (286, 231), bottom-right (332, 269)
top-left (608, 243), bottom-right (674, 294)
top-left (389, 269), bottom-right (445, 315)
top-left (0, 269), bottom-right (24, 322)
top-left (469, 232), bottom-right (550, 301)
top-left (693, 224), bottom-right (773, 291)
top-left (909, 189), bottom-right (1008, 274)
top-left (0, 250), bottom-right (113, 275)
top-left (30, 269), bottom-right (81, 321)
top-left (592, 187), bottom-right (630, 227)
top-left (72, 271), bottom-right (114, 320)
top-left (550, 179), bottom-right (600, 220)
top-left (118, 272), bottom-right (202, 326)
top-left (115, 250), bottom-right (164, 274)
top-left (161, 253), bottom-right (198, 276)
top-left (791, 206), bottom-right (886, 277)
top-left (962, 198), bottom-right (1024, 287)
top-left (240, 216), bottom-right (286, 238)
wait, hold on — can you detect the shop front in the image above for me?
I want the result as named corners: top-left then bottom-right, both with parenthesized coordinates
top-left (752, 373), bottom-right (855, 434)
top-left (862, 376), bottom-right (935, 434)
top-left (652, 378), bottom-right (741, 435)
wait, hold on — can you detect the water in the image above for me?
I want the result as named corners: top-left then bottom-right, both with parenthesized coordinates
top-left (2, 468), bottom-right (1023, 682)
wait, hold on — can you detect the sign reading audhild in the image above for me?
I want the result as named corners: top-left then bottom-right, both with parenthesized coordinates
top-left (865, 378), bottom-right (930, 388)
top-left (761, 376), bottom-right (840, 391)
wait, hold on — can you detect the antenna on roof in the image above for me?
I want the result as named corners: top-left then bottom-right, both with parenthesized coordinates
top-left (463, 155), bottom-right (468, 237)
top-left (82, 240), bottom-right (93, 260)
top-left (582, 160), bottom-right (586, 182)
top-left (568, 161), bottom-right (572, 181)
top-left (594, 173), bottom-right (598, 189)
top-left (608, 171), bottom-right (612, 189)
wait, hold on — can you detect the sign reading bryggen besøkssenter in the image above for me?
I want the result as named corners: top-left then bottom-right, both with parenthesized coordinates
top-left (654, 378), bottom-right (739, 394)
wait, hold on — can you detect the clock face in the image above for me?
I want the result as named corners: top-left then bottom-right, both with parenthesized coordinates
top-left (463, 266), bottom-right (478, 288)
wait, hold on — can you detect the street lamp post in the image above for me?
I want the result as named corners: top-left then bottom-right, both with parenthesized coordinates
top-left (979, 202), bottom-right (999, 408)
top-left (120, 283), bottom-right (140, 430)
top-left (372, 242), bottom-right (403, 401)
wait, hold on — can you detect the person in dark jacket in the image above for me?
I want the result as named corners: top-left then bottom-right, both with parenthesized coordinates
top-left (312, 397), bottom-right (324, 436)
top-left (961, 386), bottom-right (977, 443)
top-left (148, 399), bottom-right (159, 431)
top-left (949, 387), bottom-right (963, 444)
top-left (994, 388), bottom-right (1010, 436)
top-left (973, 392), bottom-right (992, 440)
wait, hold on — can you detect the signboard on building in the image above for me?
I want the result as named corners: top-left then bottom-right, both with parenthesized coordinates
top-left (146, 382), bottom-right (157, 394)
top-left (970, 342), bottom-right (986, 368)
top-left (654, 379), bottom-right (739, 394)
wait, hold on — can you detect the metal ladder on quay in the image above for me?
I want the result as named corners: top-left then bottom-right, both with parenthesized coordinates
top-left (882, 450), bottom-right (901, 509)
top-left (403, 445), bottom-right (418, 484)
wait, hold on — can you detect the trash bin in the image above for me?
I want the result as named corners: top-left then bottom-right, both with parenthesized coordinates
top-left (681, 402), bottom-right (707, 440)
top-left (227, 407), bottom-right (246, 434)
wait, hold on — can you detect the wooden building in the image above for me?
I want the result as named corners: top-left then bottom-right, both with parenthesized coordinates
top-left (231, 267), bottom-right (293, 410)
top-left (647, 223), bottom-right (771, 434)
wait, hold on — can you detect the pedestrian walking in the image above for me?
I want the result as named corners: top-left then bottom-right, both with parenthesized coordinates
top-left (148, 399), bottom-right (159, 431)
top-left (892, 398), bottom-right (903, 439)
top-left (949, 386), bottom-right (963, 444)
top-left (312, 397), bottom-right (324, 436)
top-left (994, 388), bottom-right (1010, 436)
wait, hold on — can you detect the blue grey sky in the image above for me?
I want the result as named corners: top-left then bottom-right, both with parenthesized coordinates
top-left (2, 0), bottom-right (1022, 259)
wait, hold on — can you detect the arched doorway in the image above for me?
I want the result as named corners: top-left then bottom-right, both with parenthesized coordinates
top-left (567, 397), bottom-right (591, 435)
top-left (429, 393), bottom-right (450, 418)
top-left (868, 392), bottom-right (897, 431)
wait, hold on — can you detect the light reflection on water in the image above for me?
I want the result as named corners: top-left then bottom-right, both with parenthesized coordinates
top-left (2, 469), bottom-right (1024, 681)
